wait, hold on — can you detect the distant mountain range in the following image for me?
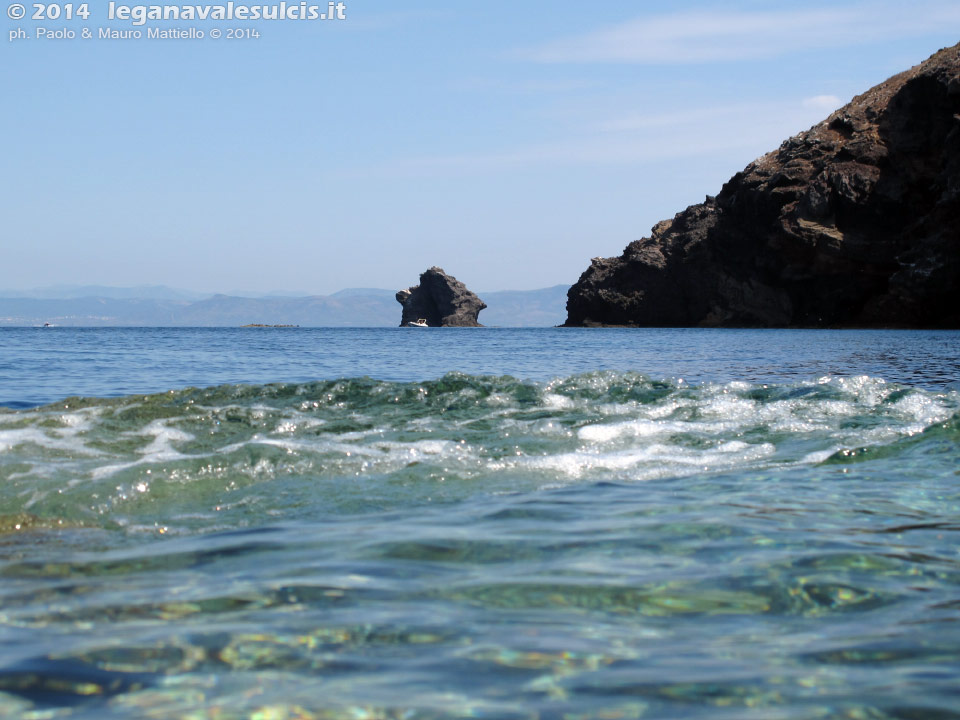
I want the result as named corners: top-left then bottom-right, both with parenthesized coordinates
top-left (0, 285), bottom-right (570, 327)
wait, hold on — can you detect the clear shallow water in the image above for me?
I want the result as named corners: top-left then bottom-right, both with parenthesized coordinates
top-left (1, 328), bottom-right (959, 719)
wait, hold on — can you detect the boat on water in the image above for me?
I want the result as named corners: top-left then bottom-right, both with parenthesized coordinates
top-left (407, 318), bottom-right (429, 327)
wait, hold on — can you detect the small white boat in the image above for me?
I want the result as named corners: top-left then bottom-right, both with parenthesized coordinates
top-left (407, 318), bottom-right (429, 327)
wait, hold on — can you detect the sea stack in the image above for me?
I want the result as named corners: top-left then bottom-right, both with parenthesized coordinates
top-left (396, 267), bottom-right (487, 327)
top-left (565, 44), bottom-right (960, 328)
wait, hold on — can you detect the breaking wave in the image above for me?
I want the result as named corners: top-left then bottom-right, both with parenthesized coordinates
top-left (1, 371), bottom-right (956, 534)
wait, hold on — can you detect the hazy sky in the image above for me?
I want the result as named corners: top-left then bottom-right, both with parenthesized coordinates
top-left (3, 1), bottom-right (958, 294)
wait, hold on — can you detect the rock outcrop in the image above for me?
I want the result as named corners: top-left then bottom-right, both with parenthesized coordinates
top-left (396, 267), bottom-right (486, 327)
top-left (565, 44), bottom-right (960, 328)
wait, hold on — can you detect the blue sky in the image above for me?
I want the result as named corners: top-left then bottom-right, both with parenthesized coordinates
top-left (3, 1), bottom-right (958, 294)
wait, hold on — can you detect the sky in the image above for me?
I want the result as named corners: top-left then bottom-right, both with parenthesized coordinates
top-left (2, 0), bottom-right (959, 295)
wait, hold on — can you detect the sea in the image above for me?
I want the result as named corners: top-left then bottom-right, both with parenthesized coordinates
top-left (1, 327), bottom-right (959, 719)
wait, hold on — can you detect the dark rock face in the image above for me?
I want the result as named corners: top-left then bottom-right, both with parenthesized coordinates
top-left (396, 267), bottom-right (487, 327)
top-left (565, 44), bottom-right (960, 328)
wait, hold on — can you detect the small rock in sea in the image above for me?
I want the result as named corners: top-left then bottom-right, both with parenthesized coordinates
top-left (396, 267), bottom-right (486, 327)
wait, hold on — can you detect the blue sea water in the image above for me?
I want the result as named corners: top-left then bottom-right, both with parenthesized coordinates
top-left (2, 327), bottom-right (959, 407)
top-left (0, 327), bottom-right (959, 719)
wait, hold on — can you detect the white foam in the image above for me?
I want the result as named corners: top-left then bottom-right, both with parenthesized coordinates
top-left (0, 428), bottom-right (56, 453)
top-left (644, 399), bottom-right (694, 419)
top-left (802, 449), bottom-right (837, 464)
top-left (890, 393), bottom-right (952, 432)
top-left (90, 419), bottom-right (196, 480)
top-left (577, 420), bottom-right (666, 442)
top-left (0, 407), bottom-right (103, 456)
top-left (231, 435), bottom-right (381, 459)
top-left (542, 393), bottom-right (574, 410)
top-left (512, 440), bottom-right (776, 481)
top-left (701, 395), bottom-right (758, 421)
top-left (836, 375), bottom-right (890, 406)
top-left (596, 402), bottom-right (643, 417)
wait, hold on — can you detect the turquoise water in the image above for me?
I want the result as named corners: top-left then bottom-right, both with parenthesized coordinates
top-left (1, 328), bottom-right (959, 718)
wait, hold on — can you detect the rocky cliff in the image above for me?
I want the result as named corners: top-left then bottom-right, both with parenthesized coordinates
top-left (397, 267), bottom-right (486, 327)
top-left (565, 44), bottom-right (960, 328)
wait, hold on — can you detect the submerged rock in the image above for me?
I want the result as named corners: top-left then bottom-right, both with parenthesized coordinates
top-left (565, 44), bottom-right (960, 328)
top-left (396, 267), bottom-right (486, 327)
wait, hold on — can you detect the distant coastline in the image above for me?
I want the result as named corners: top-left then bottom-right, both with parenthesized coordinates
top-left (0, 284), bottom-right (569, 328)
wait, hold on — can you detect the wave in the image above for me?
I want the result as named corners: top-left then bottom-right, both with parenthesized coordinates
top-left (1, 372), bottom-right (957, 533)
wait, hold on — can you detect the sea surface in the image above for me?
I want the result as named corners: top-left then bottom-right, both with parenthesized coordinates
top-left (1, 327), bottom-right (959, 719)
